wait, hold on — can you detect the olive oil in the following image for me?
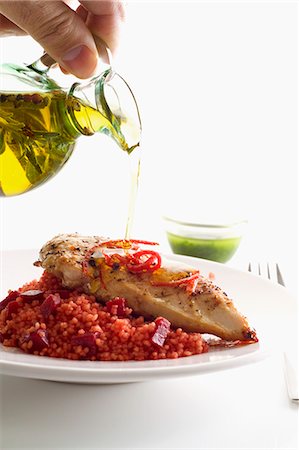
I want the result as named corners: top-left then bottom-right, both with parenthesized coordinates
top-left (125, 150), bottom-right (141, 239)
top-left (0, 90), bottom-right (139, 196)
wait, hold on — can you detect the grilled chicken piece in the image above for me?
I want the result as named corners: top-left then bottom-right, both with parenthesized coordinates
top-left (36, 234), bottom-right (108, 288)
top-left (36, 234), bottom-right (256, 341)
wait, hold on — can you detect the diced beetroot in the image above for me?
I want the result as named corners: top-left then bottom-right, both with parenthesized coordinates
top-left (71, 332), bottom-right (100, 347)
top-left (71, 332), bottom-right (100, 357)
top-left (40, 294), bottom-right (61, 319)
top-left (6, 300), bottom-right (20, 319)
top-left (23, 330), bottom-right (49, 352)
top-left (106, 297), bottom-right (127, 317)
top-left (51, 289), bottom-right (71, 299)
top-left (0, 291), bottom-right (20, 312)
top-left (20, 290), bottom-right (44, 302)
top-left (0, 332), bottom-right (5, 343)
top-left (151, 317), bottom-right (171, 347)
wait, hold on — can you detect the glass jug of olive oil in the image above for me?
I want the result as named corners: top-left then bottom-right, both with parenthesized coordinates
top-left (0, 56), bottom-right (141, 196)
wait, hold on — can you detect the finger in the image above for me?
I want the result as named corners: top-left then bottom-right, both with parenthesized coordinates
top-left (79, 0), bottom-right (124, 53)
top-left (57, 5), bottom-right (87, 76)
top-left (0, 0), bottom-right (98, 78)
top-left (0, 13), bottom-right (26, 36)
top-left (80, 0), bottom-right (125, 20)
top-left (76, 4), bottom-right (88, 23)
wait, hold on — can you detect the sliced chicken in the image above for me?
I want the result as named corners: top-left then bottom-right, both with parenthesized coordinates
top-left (36, 233), bottom-right (257, 341)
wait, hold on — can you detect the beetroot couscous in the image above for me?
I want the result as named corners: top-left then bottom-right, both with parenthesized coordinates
top-left (0, 271), bottom-right (209, 361)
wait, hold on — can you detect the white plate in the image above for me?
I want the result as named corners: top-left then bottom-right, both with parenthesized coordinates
top-left (0, 250), bottom-right (296, 384)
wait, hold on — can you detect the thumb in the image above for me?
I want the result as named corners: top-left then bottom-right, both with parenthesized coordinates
top-left (0, 0), bottom-right (98, 78)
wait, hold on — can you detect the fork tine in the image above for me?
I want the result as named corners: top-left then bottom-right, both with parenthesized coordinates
top-left (249, 262), bottom-right (272, 281)
top-left (276, 264), bottom-right (285, 287)
top-left (249, 262), bottom-right (264, 277)
top-left (267, 263), bottom-right (271, 280)
top-left (259, 262), bottom-right (268, 279)
top-left (248, 261), bottom-right (285, 286)
top-left (267, 262), bottom-right (277, 283)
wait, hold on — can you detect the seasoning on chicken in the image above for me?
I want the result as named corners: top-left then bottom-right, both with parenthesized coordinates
top-left (36, 234), bottom-right (257, 342)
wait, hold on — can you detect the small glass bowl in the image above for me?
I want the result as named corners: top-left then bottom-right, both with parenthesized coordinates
top-left (163, 216), bottom-right (247, 263)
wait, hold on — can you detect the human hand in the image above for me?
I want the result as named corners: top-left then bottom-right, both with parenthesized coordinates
top-left (0, 0), bottom-right (124, 78)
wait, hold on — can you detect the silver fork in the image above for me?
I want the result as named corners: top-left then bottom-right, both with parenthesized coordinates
top-left (248, 262), bottom-right (299, 404)
top-left (248, 262), bottom-right (285, 286)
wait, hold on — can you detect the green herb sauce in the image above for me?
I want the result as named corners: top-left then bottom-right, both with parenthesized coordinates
top-left (167, 232), bottom-right (241, 263)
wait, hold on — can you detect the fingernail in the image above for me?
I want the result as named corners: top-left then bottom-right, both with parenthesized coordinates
top-left (61, 45), bottom-right (97, 78)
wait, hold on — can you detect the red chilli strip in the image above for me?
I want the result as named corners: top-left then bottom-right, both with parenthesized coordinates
top-left (126, 250), bottom-right (162, 273)
top-left (99, 239), bottom-right (159, 250)
top-left (151, 317), bottom-right (171, 347)
top-left (40, 294), bottom-right (61, 319)
top-left (83, 240), bottom-right (159, 274)
top-left (151, 271), bottom-right (200, 288)
top-left (82, 245), bottom-right (108, 290)
top-left (98, 263), bottom-right (107, 290)
top-left (106, 297), bottom-right (127, 317)
top-left (128, 239), bottom-right (159, 245)
top-left (82, 245), bottom-right (102, 277)
top-left (102, 251), bottom-right (129, 268)
top-left (0, 290), bottom-right (20, 312)
top-left (185, 275), bottom-right (200, 294)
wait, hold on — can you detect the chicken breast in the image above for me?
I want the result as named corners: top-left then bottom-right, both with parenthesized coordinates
top-left (36, 233), bottom-right (257, 341)
top-left (37, 234), bottom-right (108, 288)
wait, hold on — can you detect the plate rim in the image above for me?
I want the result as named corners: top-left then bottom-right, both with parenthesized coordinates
top-left (0, 248), bottom-right (292, 383)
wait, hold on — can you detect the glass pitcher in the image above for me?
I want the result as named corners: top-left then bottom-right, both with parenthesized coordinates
top-left (0, 44), bottom-right (141, 196)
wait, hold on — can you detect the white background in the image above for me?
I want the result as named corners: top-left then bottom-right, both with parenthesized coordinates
top-left (0, 4), bottom-right (298, 450)
top-left (0, 1), bottom-right (298, 288)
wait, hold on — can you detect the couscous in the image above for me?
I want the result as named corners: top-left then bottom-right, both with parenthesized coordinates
top-left (0, 271), bottom-right (208, 361)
